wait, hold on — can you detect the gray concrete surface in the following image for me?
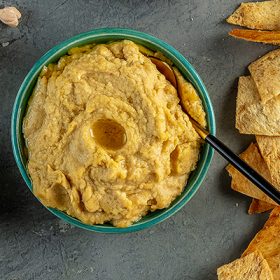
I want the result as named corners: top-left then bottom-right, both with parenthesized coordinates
top-left (0, 1), bottom-right (277, 279)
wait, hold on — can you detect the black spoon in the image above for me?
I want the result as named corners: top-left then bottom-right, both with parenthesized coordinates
top-left (150, 57), bottom-right (280, 205)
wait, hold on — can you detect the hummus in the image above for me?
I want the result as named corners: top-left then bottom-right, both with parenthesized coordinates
top-left (23, 40), bottom-right (206, 227)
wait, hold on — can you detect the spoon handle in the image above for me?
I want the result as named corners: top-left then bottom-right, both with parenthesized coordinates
top-left (206, 134), bottom-right (280, 205)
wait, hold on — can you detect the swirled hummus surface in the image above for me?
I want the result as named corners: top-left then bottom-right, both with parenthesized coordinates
top-left (23, 40), bottom-right (206, 227)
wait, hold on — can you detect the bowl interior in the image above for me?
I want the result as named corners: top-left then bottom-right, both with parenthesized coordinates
top-left (12, 28), bottom-right (215, 233)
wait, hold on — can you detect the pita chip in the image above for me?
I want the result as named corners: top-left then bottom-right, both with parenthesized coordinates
top-left (256, 136), bottom-right (280, 189)
top-left (243, 207), bottom-right (280, 279)
top-left (227, 1), bottom-right (280, 31)
top-left (236, 76), bottom-right (280, 135)
top-left (248, 199), bottom-right (275, 214)
top-left (217, 251), bottom-right (274, 280)
top-left (229, 29), bottom-right (280, 45)
top-left (249, 49), bottom-right (280, 102)
top-left (227, 143), bottom-right (278, 205)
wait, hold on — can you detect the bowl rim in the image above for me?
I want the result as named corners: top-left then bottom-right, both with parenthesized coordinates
top-left (11, 27), bottom-right (216, 233)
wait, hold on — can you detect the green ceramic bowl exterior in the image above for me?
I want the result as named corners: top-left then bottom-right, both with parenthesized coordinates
top-left (11, 28), bottom-right (216, 233)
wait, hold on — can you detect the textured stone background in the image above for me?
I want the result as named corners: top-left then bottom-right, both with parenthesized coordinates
top-left (0, 1), bottom-right (276, 279)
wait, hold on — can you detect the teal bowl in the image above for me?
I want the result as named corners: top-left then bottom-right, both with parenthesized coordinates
top-left (11, 28), bottom-right (216, 233)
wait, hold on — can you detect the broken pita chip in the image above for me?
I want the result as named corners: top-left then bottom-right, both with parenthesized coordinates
top-left (217, 251), bottom-right (274, 280)
top-left (227, 143), bottom-right (277, 205)
top-left (249, 49), bottom-right (280, 103)
top-left (236, 76), bottom-right (280, 135)
top-left (229, 29), bottom-right (280, 45)
top-left (248, 199), bottom-right (275, 214)
top-left (227, 1), bottom-right (280, 31)
top-left (256, 135), bottom-right (280, 189)
top-left (243, 207), bottom-right (280, 279)
top-left (264, 206), bottom-right (280, 227)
